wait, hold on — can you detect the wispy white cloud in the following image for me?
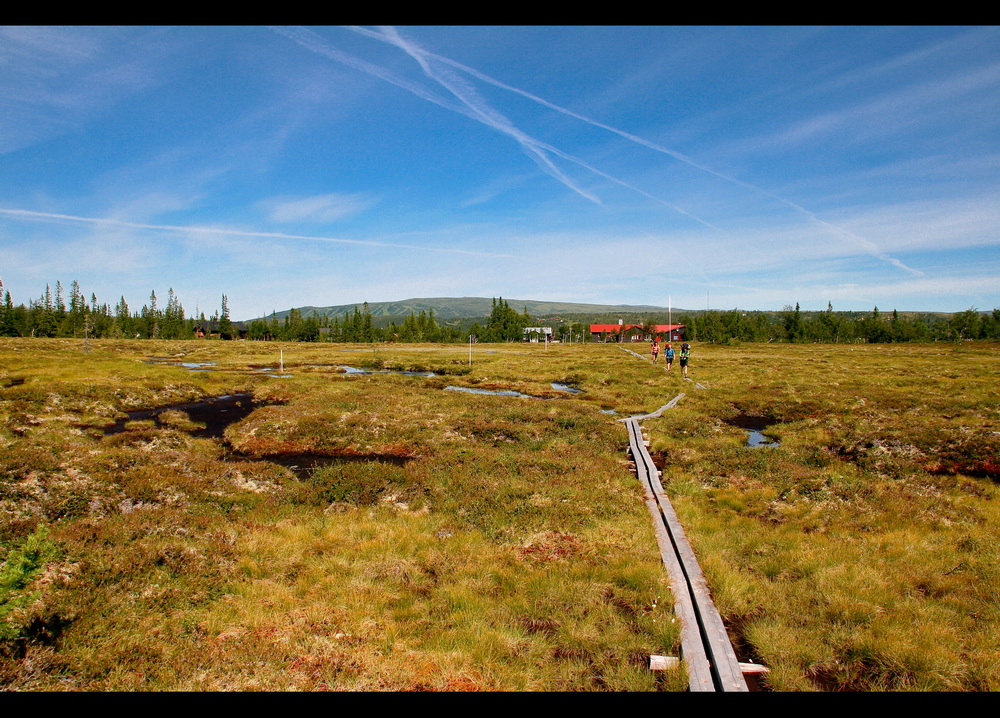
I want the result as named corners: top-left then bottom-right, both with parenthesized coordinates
top-left (0, 208), bottom-right (512, 258)
top-left (0, 27), bottom-right (163, 154)
top-left (700, 273), bottom-right (1000, 314)
top-left (813, 28), bottom-right (986, 93)
top-left (0, 222), bottom-right (160, 282)
top-left (832, 194), bottom-right (1000, 253)
top-left (759, 59), bottom-right (1000, 150)
top-left (260, 192), bottom-right (379, 223)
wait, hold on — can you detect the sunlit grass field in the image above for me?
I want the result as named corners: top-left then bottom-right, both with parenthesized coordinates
top-left (1, 337), bottom-right (998, 691)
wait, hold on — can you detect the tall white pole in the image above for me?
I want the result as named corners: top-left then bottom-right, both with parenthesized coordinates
top-left (669, 295), bottom-right (672, 341)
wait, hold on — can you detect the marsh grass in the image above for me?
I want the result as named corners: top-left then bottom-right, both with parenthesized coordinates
top-left (642, 341), bottom-right (1000, 690)
top-left (2, 338), bottom-right (997, 690)
top-left (0, 338), bottom-right (682, 690)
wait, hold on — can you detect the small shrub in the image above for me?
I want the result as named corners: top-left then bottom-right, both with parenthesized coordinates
top-left (309, 461), bottom-right (409, 506)
top-left (0, 526), bottom-right (60, 653)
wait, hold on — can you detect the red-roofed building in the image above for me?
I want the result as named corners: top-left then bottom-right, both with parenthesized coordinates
top-left (590, 323), bottom-right (686, 342)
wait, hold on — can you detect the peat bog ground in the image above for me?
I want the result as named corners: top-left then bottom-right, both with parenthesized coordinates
top-left (0, 337), bottom-right (998, 691)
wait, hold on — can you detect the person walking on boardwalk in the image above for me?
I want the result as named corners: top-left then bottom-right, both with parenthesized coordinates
top-left (651, 339), bottom-right (660, 362)
top-left (664, 343), bottom-right (675, 371)
top-left (679, 342), bottom-right (691, 378)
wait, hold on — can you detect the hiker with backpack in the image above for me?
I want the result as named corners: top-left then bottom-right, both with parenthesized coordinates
top-left (679, 343), bottom-right (691, 378)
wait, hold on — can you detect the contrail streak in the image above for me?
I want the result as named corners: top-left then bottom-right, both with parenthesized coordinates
top-left (346, 25), bottom-right (922, 276)
top-left (370, 26), bottom-right (718, 231)
top-left (272, 25), bottom-right (601, 206)
top-left (371, 26), bottom-right (605, 206)
top-left (269, 26), bottom-right (469, 119)
top-left (373, 26), bottom-right (725, 228)
top-left (368, 24), bottom-right (723, 232)
top-left (275, 25), bottom-right (725, 226)
top-left (0, 208), bottom-right (513, 258)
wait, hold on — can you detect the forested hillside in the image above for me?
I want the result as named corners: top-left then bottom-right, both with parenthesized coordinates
top-left (255, 297), bottom-right (666, 322)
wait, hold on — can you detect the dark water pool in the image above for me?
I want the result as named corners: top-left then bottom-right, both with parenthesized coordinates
top-left (444, 385), bottom-right (542, 399)
top-left (227, 450), bottom-right (413, 478)
top-left (723, 414), bottom-right (781, 448)
top-left (103, 393), bottom-right (412, 477)
top-left (339, 365), bottom-right (436, 376)
top-left (103, 393), bottom-right (261, 439)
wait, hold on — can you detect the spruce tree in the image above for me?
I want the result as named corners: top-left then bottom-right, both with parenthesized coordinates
top-left (218, 294), bottom-right (234, 339)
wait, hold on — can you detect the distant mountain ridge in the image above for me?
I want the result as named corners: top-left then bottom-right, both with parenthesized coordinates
top-left (246, 297), bottom-right (676, 323)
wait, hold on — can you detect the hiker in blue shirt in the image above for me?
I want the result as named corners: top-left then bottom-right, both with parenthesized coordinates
top-left (664, 343), bottom-right (675, 371)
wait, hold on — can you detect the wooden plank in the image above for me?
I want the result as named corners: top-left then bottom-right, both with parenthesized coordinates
top-left (626, 417), bottom-right (749, 692)
top-left (650, 655), bottom-right (680, 671)
top-left (618, 392), bottom-right (686, 422)
top-left (652, 481), bottom-right (747, 691)
top-left (627, 418), bottom-right (714, 691)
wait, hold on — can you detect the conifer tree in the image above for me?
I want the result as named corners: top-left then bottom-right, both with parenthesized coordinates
top-left (218, 294), bottom-right (234, 339)
top-left (148, 290), bottom-right (160, 338)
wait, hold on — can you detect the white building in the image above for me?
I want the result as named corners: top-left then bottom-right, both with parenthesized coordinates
top-left (523, 327), bottom-right (553, 342)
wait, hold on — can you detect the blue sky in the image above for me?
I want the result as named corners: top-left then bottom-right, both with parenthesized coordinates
top-left (1, 25), bottom-right (998, 320)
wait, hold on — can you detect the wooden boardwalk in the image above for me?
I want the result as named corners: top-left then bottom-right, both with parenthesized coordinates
top-left (625, 411), bottom-right (749, 692)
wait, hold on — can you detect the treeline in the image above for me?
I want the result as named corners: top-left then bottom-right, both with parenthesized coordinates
top-left (469, 297), bottom-right (534, 342)
top-left (0, 280), bottom-right (537, 344)
top-left (672, 304), bottom-right (1000, 344)
top-left (5, 279), bottom-right (998, 345)
top-left (246, 303), bottom-right (464, 343)
top-left (0, 279), bottom-right (236, 339)
top-left (246, 297), bottom-right (533, 343)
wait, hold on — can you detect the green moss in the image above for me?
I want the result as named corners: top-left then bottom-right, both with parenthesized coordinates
top-left (0, 526), bottom-right (60, 647)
